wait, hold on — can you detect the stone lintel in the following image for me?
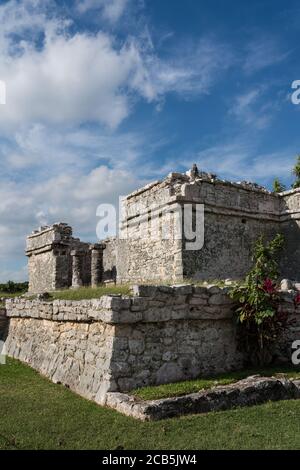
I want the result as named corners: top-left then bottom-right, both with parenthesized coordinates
top-left (26, 241), bottom-right (70, 257)
top-left (89, 243), bottom-right (105, 251)
top-left (70, 249), bottom-right (86, 257)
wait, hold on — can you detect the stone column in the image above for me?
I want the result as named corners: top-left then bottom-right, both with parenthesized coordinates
top-left (90, 244), bottom-right (104, 287)
top-left (71, 250), bottom-right (83, 288)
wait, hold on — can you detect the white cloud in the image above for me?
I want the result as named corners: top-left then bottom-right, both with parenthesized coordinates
top-left (77, 0), bottom-right (129, 23)
top-left (0, 32), bottom-right (135, 129)
top-left (229, 88), bottom-right (276, 129)
top-left (0, 2), bottom-right (233, 131)
top-left (0, 158), bottom-right (142, 281)
top-left (129, 37), bottom-right (234, 101)
top-left (243, 36), bottom-right (289, 74)
top-left (0, 0), bottom-right (236, 281)
top-left (3, 124), bottom-right (147, 174)
top-left (182, 140), bottom-right (296, 184)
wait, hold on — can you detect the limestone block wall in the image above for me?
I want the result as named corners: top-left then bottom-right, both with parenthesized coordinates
top-left (181, 179), bottom-right (282, 215)
top-left (4, 285), bottom-right (299, 405)
top-left (183, 212), bottom-right (279, 280)
top-left (27, 224), bottom-right (93, 292)
top-left (279, 189), bottom-right (300, 280)
top-left (116, 173), bottom-right (286, 282)
top-left (4, 285), bottom-right (243, 403)
top-left (181, 180), bottom-right (282, 279)
top-left (102, 237), bottom-right (117, 282)
top-left (117, 177), bottom-right (187, 283)
top-left (28, 251), bottom-right (57, 292)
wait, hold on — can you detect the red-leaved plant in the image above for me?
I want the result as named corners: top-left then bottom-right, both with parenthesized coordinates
top-left (230, 234), bottom-right (288, 366)
top-left (294, 293), bottom-right (300, 305)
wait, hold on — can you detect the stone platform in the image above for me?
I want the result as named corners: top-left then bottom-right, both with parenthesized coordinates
top-left (106, 375), bottom-right (300, 421)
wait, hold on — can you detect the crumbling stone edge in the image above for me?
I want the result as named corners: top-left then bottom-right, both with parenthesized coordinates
top-left (104, 376), bottom-right (300, 421)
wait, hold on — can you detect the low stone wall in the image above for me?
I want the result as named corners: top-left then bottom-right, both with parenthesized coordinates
top-left (107, 376), bottom-right (300, 421)
top-left (3, 285), bottom-right (300, 405)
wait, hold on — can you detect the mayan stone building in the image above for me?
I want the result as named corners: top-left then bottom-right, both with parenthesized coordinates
top-left (26, 224), bottom-right (105, 292)
top-left (27, 165), bottom-right (300, 292)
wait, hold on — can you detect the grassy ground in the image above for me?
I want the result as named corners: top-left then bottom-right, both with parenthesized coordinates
top-left (0, 281), bottom-right (236, 303)
top-left (0, 291), bottom-right (27, 307)
top-left (46, 282), bottom-right (229, 301)
top-left (0, 291), bottom-right (26, 299)
top-left (39, 285), bottom-right (133, 301)
top-left (1, 358), bottom-right (300, 450)
top-left (132, 365), bottom-right (300, 400)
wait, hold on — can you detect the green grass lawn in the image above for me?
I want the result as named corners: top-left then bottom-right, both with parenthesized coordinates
top-left (1, 358), bottom-right (300, 450)
top-left (0, 292), bottom-right (26, 299)
top-left (132, 365), bottom-right (300, 400)
top-left (38, 285), bottom-right (133, 301)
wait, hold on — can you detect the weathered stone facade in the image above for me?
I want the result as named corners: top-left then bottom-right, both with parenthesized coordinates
top-left (26, 166), bottom-right (300, 292)
top-left (3, 285), bottom-right (300, 405)
top-left (26, 224), bottom-right (105, 293)
top-left (117, 171), bottom-right (300, 283)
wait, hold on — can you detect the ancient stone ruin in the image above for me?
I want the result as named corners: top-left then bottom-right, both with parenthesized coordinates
top-left (1, 165), bottom-right (300, 419)
top-left (27, 165), bottom-right (300, 292)
top-left (26, 223), bottom-right (106, 292)
top-left (3, 284), bottom-right (300, 413)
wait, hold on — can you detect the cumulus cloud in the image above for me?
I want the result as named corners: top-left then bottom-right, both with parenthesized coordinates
top-left (0, 1), bottom-right (234, 130)
top-left (0, 0), bottom-right (235, 280)
top-left (0, 156), bottom-right (142, 282)
top-left (0, 32), bottom-right (136, 129)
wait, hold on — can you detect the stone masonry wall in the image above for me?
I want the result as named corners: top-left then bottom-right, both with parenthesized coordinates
top-left (279, 189), bottom-right (300, 280)
top-left (117, 173), bottom-right (287, 283)
top-left (27, 224), bottom-right (93, 293)
top-left (181, 179), bottom-right (282, 279)
top-left (4, 285), bottom-right (300, 405)
top-left (102, 237), bottom-right (117, 282)
top-left (27, 251), bottom-right (56, 292)
top-left (25, 173), bottom-right (300, 290)
top-left (183, 212), bottom-right (279, 280)
top-left (117, 178), bottom-right (184, 283)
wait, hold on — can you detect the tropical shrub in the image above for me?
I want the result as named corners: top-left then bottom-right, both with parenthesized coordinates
top-left (230, 234), bottom-right (287, 365)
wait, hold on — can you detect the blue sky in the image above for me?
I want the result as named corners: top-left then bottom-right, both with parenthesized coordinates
top-left (0, 0), bottom-right (300, 281)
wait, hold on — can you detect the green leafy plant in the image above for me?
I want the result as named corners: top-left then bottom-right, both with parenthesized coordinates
top-left (272, 178), bottom-right (286, 193)
top-left (229, 234), bottom-right (287, 366)
top-left (292, 155), bottom-right (300, 189)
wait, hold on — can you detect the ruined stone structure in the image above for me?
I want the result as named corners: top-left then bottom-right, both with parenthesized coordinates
top-left (4, 165), bottom-right (299, 417)
top-left (26, 224), bottom-right (105, 292)
top-left (27, 165), bottom-right (300, 292)
top-left (2, 284), bottom-right (299, 405)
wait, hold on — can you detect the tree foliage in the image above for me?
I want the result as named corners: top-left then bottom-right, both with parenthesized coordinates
top-left (0, 281), bottom-right (28, 293)
top-left (272, 178), bottom-right (286, 193)
top-left (292, 155), bottom-right (300, 189)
